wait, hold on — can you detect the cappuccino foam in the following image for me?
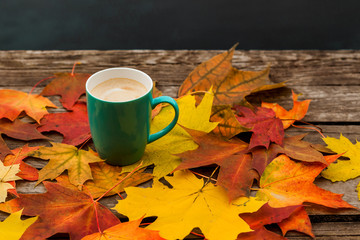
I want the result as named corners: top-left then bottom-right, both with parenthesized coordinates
top-left (91, 78), bottom-right (147, 102)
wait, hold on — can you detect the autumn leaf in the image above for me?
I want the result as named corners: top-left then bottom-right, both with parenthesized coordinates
top-left (238, 203), bottom-right (300, 239)
top-left (0, 119), bottom-right (49, 160)
top-left (262, 90), bottom-right (311, 129)
top-left (151, 82), bottom-right (163, 119)
top-left (41, 71), bottom-right (90, 110)
top-left (0, 89), bottom-right (57, 123)
top-left (3, 145), bottom-right (39, 181)
top-left (178, 44), bottom-right (285, 105)
top-left (251, 134), bottom-right (326, 176)
top-left (175, 128), bottom-right (257, 200)
top-left (113, 170), bottom-right (266, 240)
top-left (56, 162), bottom-right (152, 198)
top-left (28, 142), bottom-right (104, 187)
top-left (121, 91), bottom-right (217, 178)
top-left (0, 209), bottom-right (38, 240)
top-left (18, 182), bottom-right (120, 240)
top-left (81, 217), bottom-right (165, 240)
top-left (210, 105), bottom-right (248, 139)
top-left (0, 161), bottom-right (22, 202)
top-left (256, 154), bottom-right (355, 208)
top-left (38, 102), bottom-right (91, 146)
top-left (278, 206), bottom-right (315, 238)
top-left (235, 106), bottom-right (284, 149)
top-left (321, 134), bottom-right (360, 200)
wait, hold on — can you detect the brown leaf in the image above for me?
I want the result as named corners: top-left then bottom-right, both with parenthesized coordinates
top-left (210, 105), bottom-right (248, 139)
top-left (41, 72), bottom-right (90, 110)
top-left (278, 206), bottom-right (315, 238)
top-left (178, 44), bottom-right (285, 105)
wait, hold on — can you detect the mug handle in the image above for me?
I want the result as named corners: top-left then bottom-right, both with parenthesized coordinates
top-left (148, 96), bottom-right (179, 143)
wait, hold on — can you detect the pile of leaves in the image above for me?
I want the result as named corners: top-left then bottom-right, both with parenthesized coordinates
top-left (0, 47), bottom-right (358, 240)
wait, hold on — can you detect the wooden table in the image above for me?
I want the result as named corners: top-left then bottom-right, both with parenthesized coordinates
top-left (0, 50), bottom-right (360, 239)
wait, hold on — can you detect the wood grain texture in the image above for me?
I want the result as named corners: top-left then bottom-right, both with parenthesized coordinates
top-left (0, 50), bottom-right (359, 239)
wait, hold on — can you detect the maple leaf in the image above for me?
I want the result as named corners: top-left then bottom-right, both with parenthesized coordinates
top-left (262, 90), bottom-right (311, 129)
top-left (121, 92), bottom-right (217, 178)
top-left (175, 128), bottom-right (257, 201)
top-left (210, 105), bottom-right (249, 139)
top-left (56, 162), bottom-right (152, 198)
top-left (81, 217), bottom-right (165, 240)
top-left (0, 209), bottom-right (38, 240)
top-left (0, 118), bottom-right (49, 160)
top-left (0, 89), bottom-right (57, 123)
top-left (113, 170), bottom-right (266, 240)
top-left (238, 203), bottom-right (300, 239)
top-left (28, 142), bottom-right (104, 187)
top-left (38, 102), bottom-right (91, 146)
top-left (0, 161), bottom-right (22, 202)
top-left (256, 154), bottom-right (355, 208)
top-left (3, 145), bottom-right (39, 181)
top-left (41, 72), bottom-right (90, 110)
top-left (278, 206), bottom-right (315, 238)
top-left (321, 135), bottom-right (360, 200)
top-left (251, 134), bottom-right (326, 176)
top-left (178, 44), bottom-right (285, 105)
top-left (18, 182), bottom-right (120, 240)
top-left (235, 106), bottom-right (284, 149)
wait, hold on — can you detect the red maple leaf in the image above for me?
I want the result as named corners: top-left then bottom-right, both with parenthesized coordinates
top-left (38, 102), bottom-right (91, 146)
top-left (235, 106), bottom-right (284, 149)
top-left (19, 182), bottom-right (120, 240)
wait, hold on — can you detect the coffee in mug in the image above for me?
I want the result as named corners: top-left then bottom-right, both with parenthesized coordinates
top-left (86, 67), bottom-right (179, 166)
top-left (90, 78), bottom-right (147, 102)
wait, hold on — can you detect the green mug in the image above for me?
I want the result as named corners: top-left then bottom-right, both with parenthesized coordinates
top-left (86, 67), bottom-right (179, 166)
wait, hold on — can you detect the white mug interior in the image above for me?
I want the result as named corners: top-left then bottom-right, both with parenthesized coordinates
top-left (86, 67), bottom-right (153, 101)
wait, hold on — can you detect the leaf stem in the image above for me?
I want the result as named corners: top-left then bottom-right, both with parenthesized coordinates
top-left (78, 136), bottom-right (92, 150)
top-left (29, 76), bottom-right (56, 95)
top-left (71, 62), bottom-right (81, 76)
top-left (190, 170), bottom-right (217, 182)
top-left (94, 161), bottom-right (143, 202)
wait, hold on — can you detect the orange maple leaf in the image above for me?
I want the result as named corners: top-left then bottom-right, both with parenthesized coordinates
top-left (0, 89), bottom-right (56, 123)
top-left (256, 154), bottom-right (355, 209)
top-left (262, 90), bottom-right (311, 129)
top-left (82, 217), bottom-right (165, 240)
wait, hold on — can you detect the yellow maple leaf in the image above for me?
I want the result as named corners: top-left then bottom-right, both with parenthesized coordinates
top-left (28, 142), bottom-right (104, 187)
top-left (113, 170), bottom-right (266, 240)
top-left (321, 134), bottom-right (360, 199)
top-left (0, 161), bottom-right (22, 203)
top-left (0, 209), bottom-right (38, 240)
top-left (122, 92), bottom-right (218, 178)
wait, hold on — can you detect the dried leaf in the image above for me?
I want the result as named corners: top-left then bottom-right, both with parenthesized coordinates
top-left (28, 143), bottom-right (103, 187)
top-left (19, 182), bottom-right (120, 240)
top-left (113, 170), bottom-right (266, 240)
top-left (41, 72), bottom-right (90, 110)
top-left (235, 106), bottom-right (284, 149)
top-left (38, 102), bottom-right (91, 146)
top-left (81, 218), bottom-right (165, 240)
top-left (262, 91), bottom-right (311, 129)
top-left (321, 134), bottom-right (360, 200)
top-left (0, 209), bottom-right (37, 240)
top-left (256, 154), bottom-right (355, 208)
top-left (56, 162), bottom-right (152, 198)
top-left (0, 161), bottom-right (22, 202)
top-left (278, 206), bottom-right (315, 238)
top-left (178, 45), bottom-right (285, 105)
top-left (210, 105), bottom-right (248, 139)
top-left (0, 89), bottom-right (56, 123)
